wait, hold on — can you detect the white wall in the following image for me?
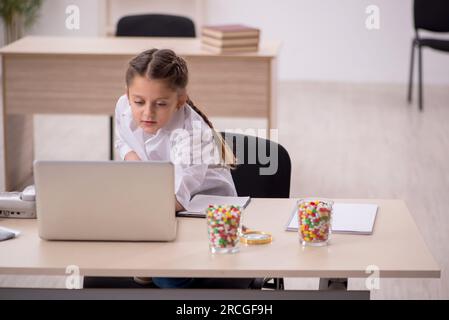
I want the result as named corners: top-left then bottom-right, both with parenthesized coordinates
top-left (28, 0), bottom-right (105, 37)
top-left (0, 20), bottom-right (4, 47)
top-left (6, 0), bottom-right (449, 84)
top-left (206, 0), bottom-right (449, 84)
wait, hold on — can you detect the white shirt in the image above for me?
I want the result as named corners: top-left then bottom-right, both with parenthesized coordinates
top-left (114, 94), bottom-right (237, 210)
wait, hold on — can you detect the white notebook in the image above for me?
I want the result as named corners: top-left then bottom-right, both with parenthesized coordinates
top-left (286, 203), bottom-right (378, 235)
top-left (177, 194), bottom-right (251, 218)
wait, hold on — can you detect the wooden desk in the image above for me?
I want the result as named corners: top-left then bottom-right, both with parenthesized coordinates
top-left (0, 36), bottom-right (280, 191)
top-left (0, 199), bottom-right (440, 280)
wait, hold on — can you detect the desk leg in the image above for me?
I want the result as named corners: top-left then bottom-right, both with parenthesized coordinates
top-left (319, 278), bottom-right (348, 290)
top-left (318, 278), bottom-right (370, 299)
top-left (3, 114), bottom-right (34, 191)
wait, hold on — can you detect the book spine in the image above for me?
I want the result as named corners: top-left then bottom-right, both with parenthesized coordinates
top-left (201, 44), bottom-right (259, 53)
top-left (201, 30), bottom-right (260, 40)
top-left (201, 37), bottom-right (260, 48)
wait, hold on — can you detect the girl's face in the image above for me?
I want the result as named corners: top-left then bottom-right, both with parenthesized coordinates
top-left (127, 75), bottom-right (187, 134)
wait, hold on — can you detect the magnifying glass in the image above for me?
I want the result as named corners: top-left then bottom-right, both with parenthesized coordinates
top-left (240, 230), bottom-right (272, 245)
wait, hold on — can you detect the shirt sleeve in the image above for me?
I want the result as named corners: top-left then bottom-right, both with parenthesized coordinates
top-left (114, 98), bottom-right (133, 160)
top-left (174, 163), bottom-right (209, 211)
top-left (170, 130), bottom-right (209, 210)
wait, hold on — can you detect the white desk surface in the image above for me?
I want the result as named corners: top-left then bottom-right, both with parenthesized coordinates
top-left (0, 199), bottom-right (440, 279)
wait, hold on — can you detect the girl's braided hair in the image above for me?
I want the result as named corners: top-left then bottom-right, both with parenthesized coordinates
top-left (126, 48), bottom-right (236, 168)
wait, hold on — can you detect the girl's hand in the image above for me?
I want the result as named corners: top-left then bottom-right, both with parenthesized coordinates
top-left (124, 151), bottom-right (141, 161)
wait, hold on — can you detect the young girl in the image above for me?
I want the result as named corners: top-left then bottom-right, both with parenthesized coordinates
top-left (114, 48), bottom-right (237, 288)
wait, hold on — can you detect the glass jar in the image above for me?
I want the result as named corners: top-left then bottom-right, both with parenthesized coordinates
top-left (206, 205), bottom-right (242, 254)
top-left (297, 198), bottom-right (333, 247)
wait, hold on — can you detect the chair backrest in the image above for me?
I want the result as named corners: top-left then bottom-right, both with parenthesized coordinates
top-left (414, 0), bottom-right (449, 32)
top-left (116, 14), bottom-right (196, 37)
top-left (221, 133), bottom-right (291, 198)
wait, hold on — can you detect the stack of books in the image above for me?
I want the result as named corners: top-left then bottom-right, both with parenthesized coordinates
top-left (201, 24), bottom-right (260, 53)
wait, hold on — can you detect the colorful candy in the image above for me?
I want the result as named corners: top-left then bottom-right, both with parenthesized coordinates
top-left (297, 199), bottom-right (333, 246)
top-left (206, 205), bottom-right (242, 253)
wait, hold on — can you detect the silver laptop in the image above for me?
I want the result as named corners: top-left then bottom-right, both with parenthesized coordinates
top-left (34, 161), bottom-right (177, 241)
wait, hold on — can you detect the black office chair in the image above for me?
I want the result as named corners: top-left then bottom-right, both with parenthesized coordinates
top-left (116, 14), bottom-right (195, 38)
top-left (222, 132), bottom-right (291, 290)
top-left (407, 0), bottom-right (449, 111)
top-left (84, 133), bottom-right (292, 290)
top-left (223, 133), bottom-right (291, 199)
top-left (109, 14), bottom-right (196, 160)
